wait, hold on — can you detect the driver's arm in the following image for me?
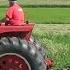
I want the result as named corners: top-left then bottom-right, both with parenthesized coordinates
top-left (5, 7), bottom-right (13, 25)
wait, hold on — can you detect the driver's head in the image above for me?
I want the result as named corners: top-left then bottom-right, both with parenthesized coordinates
top-left (8, 0), bottom-right (17, 6)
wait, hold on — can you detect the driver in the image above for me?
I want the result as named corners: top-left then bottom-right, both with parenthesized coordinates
top-left (6, 0), bottom-right (25, 25)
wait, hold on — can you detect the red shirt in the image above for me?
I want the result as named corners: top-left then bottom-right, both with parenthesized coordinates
top-left (6, 4), bottom-right (25, 25)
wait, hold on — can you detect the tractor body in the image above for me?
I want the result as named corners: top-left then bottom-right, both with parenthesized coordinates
top-left (0, 23), bottom-right (34, 40)
top-left (0, 22), bottom-right (53, 70)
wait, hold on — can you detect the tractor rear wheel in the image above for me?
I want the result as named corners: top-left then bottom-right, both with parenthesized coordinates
top-left (0, 37), bottom-right (46, 70)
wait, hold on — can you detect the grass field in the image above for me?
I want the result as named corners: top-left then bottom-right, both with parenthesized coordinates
top-left (1, 0), bottom-right (70, 5)
top-left (24, 8), bottom-right (70, 24)
top-left (0, 7), bottom-right (70, 69)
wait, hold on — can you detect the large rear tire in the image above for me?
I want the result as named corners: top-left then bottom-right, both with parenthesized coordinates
top-left (0, 37), bottom-right (46, 70)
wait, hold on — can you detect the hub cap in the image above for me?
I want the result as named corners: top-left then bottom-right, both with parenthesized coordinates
top-left (0, 53), bottom-right (31, 70)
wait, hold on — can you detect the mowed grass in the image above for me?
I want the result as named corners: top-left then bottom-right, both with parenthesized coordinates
top-left (33, 24), bottom-right (70, 70)
top-left (24, 8), bottom-right (70, 23)
top-left (1, 8), bottom-right (70, 23)
top-left (0, 7), bottom-right (70, 69)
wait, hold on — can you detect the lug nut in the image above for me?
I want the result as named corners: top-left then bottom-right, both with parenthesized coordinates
top-left (19, 64), bottom-right (23, 68)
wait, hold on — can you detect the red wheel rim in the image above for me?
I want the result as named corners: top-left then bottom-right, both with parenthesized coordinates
top-left (0, 53), bottom-right (31, 70)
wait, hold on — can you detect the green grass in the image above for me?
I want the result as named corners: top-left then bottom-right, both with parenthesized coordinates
top-left (0, 8), bottom-right (6, 19)
top-left (33, 24), bottom-right (70, 70)
top-left (1, 8), bottom-right (70, 24)
top-left (24, 8), bottom-right (70, 24)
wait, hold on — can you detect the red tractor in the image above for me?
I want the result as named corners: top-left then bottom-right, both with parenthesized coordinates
top-left (0, 22), bottom-right (53, 70)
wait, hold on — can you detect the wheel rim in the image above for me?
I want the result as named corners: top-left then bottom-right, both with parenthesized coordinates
top-left (0, 53), bottom-right (31, 70)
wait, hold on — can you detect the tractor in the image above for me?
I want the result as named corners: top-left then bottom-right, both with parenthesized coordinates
top-left (0, 22), bottom-right (53, 70)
